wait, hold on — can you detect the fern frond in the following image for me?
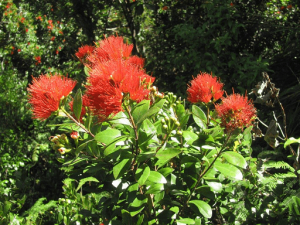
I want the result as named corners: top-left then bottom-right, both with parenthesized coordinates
top-left (22, 198), bottom-right (57, 221)
top-left (263, 160), bottom-right (294, 172)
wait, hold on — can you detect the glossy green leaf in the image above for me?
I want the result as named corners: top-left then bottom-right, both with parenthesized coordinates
top-left (75, 139), bottom-right (94, 154)
top-left (137, 106), bottom-right (161, 125)
top-left (104, 136), bottom-right (128, 156)
top-left (189, 200), bottom-right (212, 218)
top-left (145, 183), bottom-right (164, 194)
top-left (110, 111), bottom-right (132, 126)
top-left (131, 100), bottom-right (150, 125)
top-left (73, 88), bottom-right (82, 121)
top-left (177, 218), bottom-right (195, 224)
top-left (284, 137), bottom-right (300, 148)
top-left (76, 176), bottom-right (99, 191)
top-left (155, 148), bottom-right (181, 168)
top-left (192, 105), bottom-right (207, 129)
top-left (129, 195), bottom-right (147, 216)
top-left (113, 158), bottom-right (132, 179)
top-left (135, 166), bottom-right (150, 186)
top-left (147, 171), bottom-right (167, 184)
top-left (94, 128), bottom-right (121, 145)
top-left (214, 161), bottom-right (243, 180)
top-left (182, 131), bottom-right (198, 145)
top-left (206, 181), bottom-right (222, 193)
top-left (222, 151), bottom-right (247, 169)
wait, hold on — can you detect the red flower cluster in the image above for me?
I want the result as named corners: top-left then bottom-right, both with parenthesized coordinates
top-left (187, 72), bottom-right (224, 103)
top-left (35, 56), bottom-right (41, 65)
top-left (47, 20), bottom-right (53, 30)
top-left (28, 74), bottom-right (77, 120)
top-left (75, 45), bottom-right (95, 61)
top-left (80, 36), bottom-right (155, 121)
top-left (51, 36), bottom-right (55, 41)
top-left (215, 93), bottom-right (256, 132)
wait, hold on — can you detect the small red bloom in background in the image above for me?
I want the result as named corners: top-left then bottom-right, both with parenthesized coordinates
top-left (56, 50), bottom-right (59, 55)
top-left (28, 42), bottom-right (30, 45)
top-left (18, 49), bottom-right (21, 52)
top-left (36, 16), bottom-right (42, 21)
top-left (35, 56), bottom-right (41, 65)
top-left (47, 20), bottom-right (53, 30)
top-left (25, 28), bottom-right (28, 32)
top-left (230, 2), bottom-right (234, 7)
top-left (215, 93), bottom-right (256, 132)
top-left (11, 51), bottom-right (14, 55)
top-left (280, 6), bottom-right (285, 11)
top-left (51, 36), bottom-right (55, 41)
top-left (187, 72), bottom-right (224, 103)
top-left (162, 6), bottom-right (168, 10)
top-left (20, 17), bottom-right (25, 23)
top-left (36, 46), bottom-right (39, 49)
top-left (27, 74), bottom-right (77, 120)
top-left (75, 45), bottom-right (95, 61)
top-left (59, 30), bottom-right (63, 35)
top-left (287, 4), bottom-right (292, 9)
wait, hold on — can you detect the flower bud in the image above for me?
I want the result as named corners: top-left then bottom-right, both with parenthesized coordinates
top-left (70, 131), bottom-right (79, 139)
top-left (58, 147), bottom-right (66, 154)
top-left (161, 118), bottom-right (166, 124)
top-left (163, 124), bottom-right (168, 130)
top-left (175, 121), bottom-right (181, 127)
top-left (177, 130), bottom-right (183, 136)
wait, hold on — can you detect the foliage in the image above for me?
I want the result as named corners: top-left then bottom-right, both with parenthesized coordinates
top-left (1, 0), bottom-right (300, 224)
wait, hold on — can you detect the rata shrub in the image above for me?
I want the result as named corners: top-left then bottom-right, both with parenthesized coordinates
top-left (18, 35), bottom-right (299, 224)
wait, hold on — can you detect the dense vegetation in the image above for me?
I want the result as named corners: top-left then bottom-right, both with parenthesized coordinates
top-left (1, 0), bottom-right (300, 224)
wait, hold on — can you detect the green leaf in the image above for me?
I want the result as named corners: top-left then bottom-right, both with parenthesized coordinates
top-left (110, 111), bottom-right (132, 126)
top-left (94, 128), bottom-right (121, 145)
top-left (131, 100), bottom-right (150, 125)
top-left (75, 139), bottom-right (94, 154)
top-left (192, 105), bottom-right (207, 129)
top-left (206, 181), bottom-right (222, 193)
top-left (73, 89), bottom-right (82, 121)
top-left (182, 131), bottom-right (198, 145)
top-left (104, 136), bottom-right (128, 156)
top-left (189, 200), bottom-right (212, 218)
top-left (214, 161), bottom-right (243, 180)
top-left (177, 218), bottom-right (195, 224)
top-left (137, 106), bottom-right (161, 125)
top-left (222, 151), bottom-right (247, 169)
top-left (76, 177), bottom-right (99, 191)
top-left (147, 171), bottom-right (167, 184)
top-left (135, 166), bottom-right (150, 186)
top-left (155, 148), bottom-right (181, 168)
top-left (145, 183), bottom-right (164, 194)
top-left (284, 137), bottom-right (300, 148)
top-left (113, 158), bottom-right (132, 179)
top-left (129, 195), bottom-right (147, 216)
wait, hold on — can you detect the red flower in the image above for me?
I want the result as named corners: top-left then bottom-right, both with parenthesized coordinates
top-left (28, 74), bottom-right (77, 120)
top-left (162, 6), bottom-right (168, 10)
top-left (89, 36), bottom-right (133, 65)
top-left (56, 50), bottom-right (59, 55)
top-left (18, 49), bottom-right (21, 52)
top-left (59, 30), bottom-right (63, 35)
top-left (280, 6), bottom-right (285, 11)
top-left (25, 28), bottom-right (28, 32)
top-left (215, 93), bottom-right (256, 132)
top-left (230, 2), bottom-right (234, 7)
top-left (36, 16), bottom-right (42, 21)
top-left (75, 45), bottom-right (95, 60)
top-left (287, 4), bottom-right (292, 9)
top-left (51, 36), bottom-right (55, 41)
top-left (187, 72), bottom-right (224, 103)
top-left (20, 17), bottom-right (25, 23)
top-left (35, 56), bottom-right (41, 65)
top-left (85, 75), bottom-right (123, 121)
top-left (127, 55), bottom-right (145, 68)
